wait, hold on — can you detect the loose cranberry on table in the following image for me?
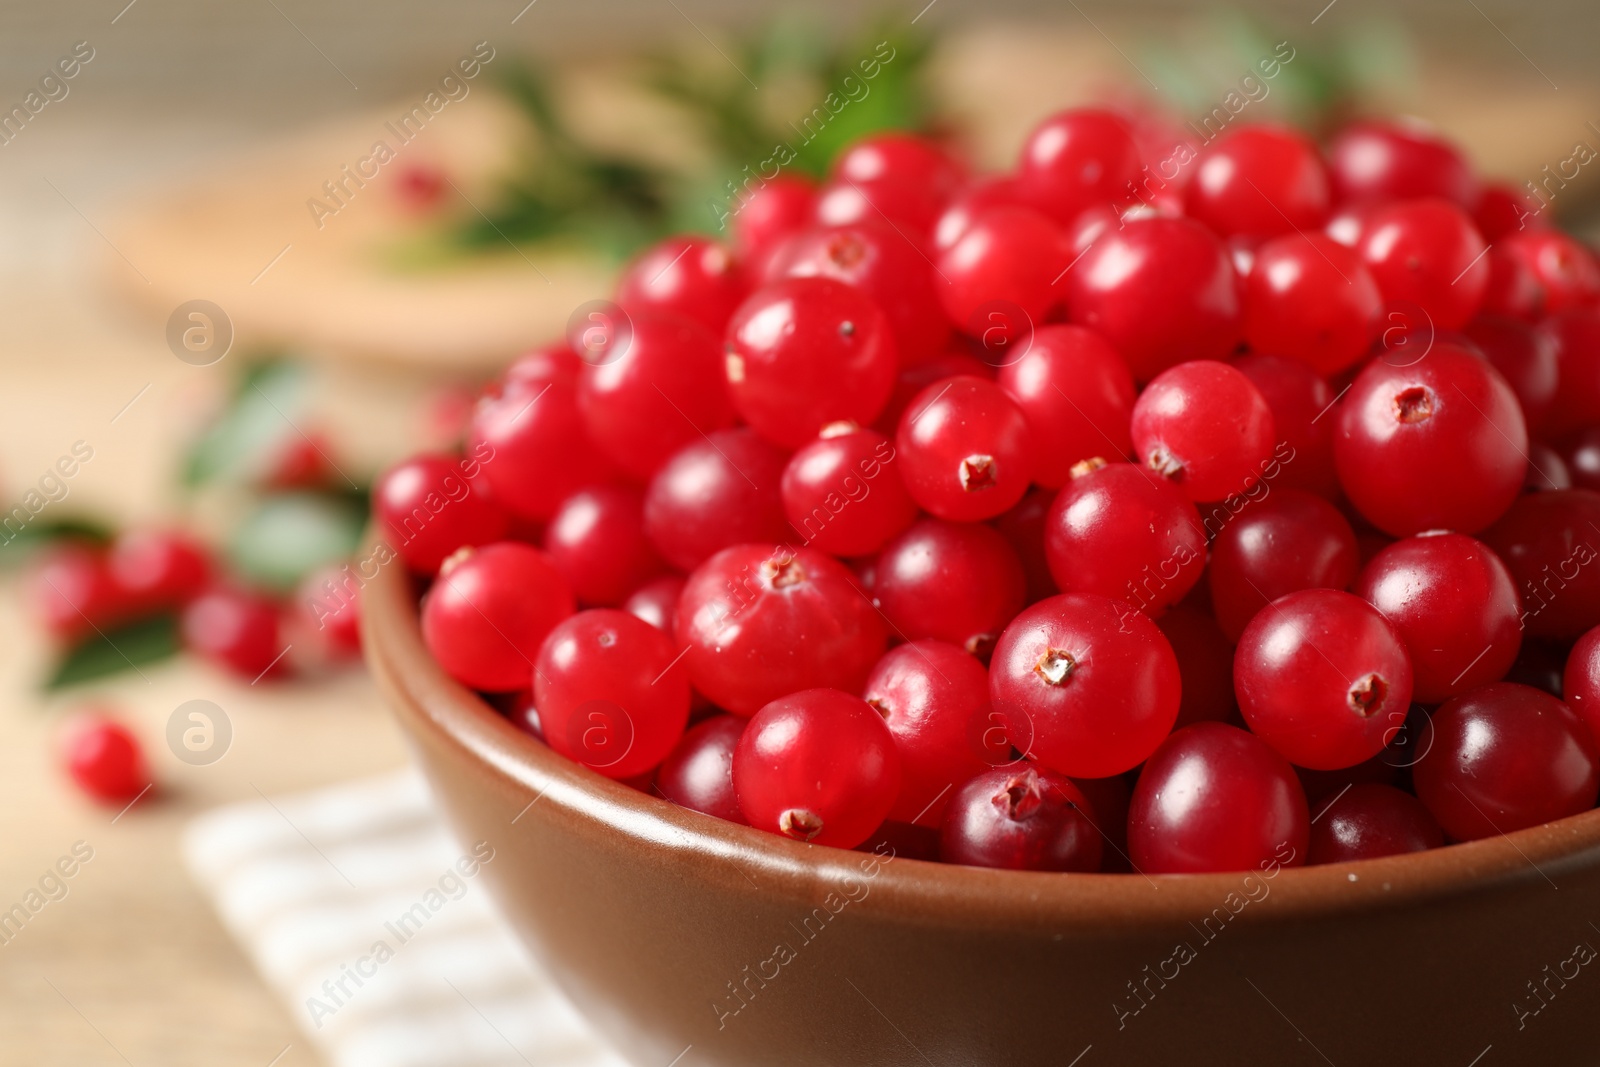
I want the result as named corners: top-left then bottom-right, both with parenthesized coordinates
top-left (1232, 352), bottom-right (1341, 500)
top-left (656, 715), bottom-right (746, 824)
top-left (940, 766), bottom-right (1102, 872)
top-left (421, 542), bottom-right (574, 692)
top-left (871, 518), bottom-right (1026, 658)
top-left (732, 174), bottom-right (817, 262)
top-left (996, 324), bottom-right (1136, 489)
top-left (989, 592), bottom-right (1181, 779)
top-left (294, 565), bottom-right (362, 660)
top-left (1565, 627), bottom-right (1600, 747)
top-left (1482, 489), bottom-right (1600, 641)
top-left (373, 453), bottom-right (509, 574)
top-left (641, 428), bottom-right (789, 573)
top-left (1539, 308), bottom-right (1600, 440)
top-left (1208, 489), bottom-right (1360, 643)
top-left (1356, 198), bottom-right (1489, 331)
top-left (935, 205), bottom-right (1068, 332)
top-left (780, 424), bottom-right (916, 558)
top-left (61, 714), bottom-right (151, 804)
top-left (182, 587), bottom-right (291, 681)
top-left (1242, 233), bottom-right (1383, 375)
top-left (27, 542), bottom-right (132, 641)
top-left (1129, 722), bottom-right (1310, 874)
top-left (1131, 360), bottom-right (1275, 502)
top-left (1183, 124), bottom-right (1330, 240)
top-left (733, 688), bottom-right (901, 848)
top-left (1308, 784), bottom-right (1444, 865)
top-left (1413, 683), bottom-right (1600, 841)
top-left (896, 375), bottom-right (1033, 521)
top-left (814, 132), bottom-right (965, 237)
top-left (543, 485), bottom-right (663, 607)
top-left (622, 574), bottom-right (685, 634)
top-left (469, 370), bottom-right (613, 523)
top-left (1326, 119), bottom-right (1478, 208)
top-left (1014, 108), bottom-right (1142, 225)
top-left (107, 529), bottom-right (211, 614)
top-left (615, 234), bottom-right (746, 336)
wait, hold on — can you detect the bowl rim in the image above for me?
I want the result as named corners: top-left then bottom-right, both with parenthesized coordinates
top-left (363, 545), bottom-right (1600, 931)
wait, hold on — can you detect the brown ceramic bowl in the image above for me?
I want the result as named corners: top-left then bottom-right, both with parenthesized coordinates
top-left (364, 557), bottom-right (1600, 1067)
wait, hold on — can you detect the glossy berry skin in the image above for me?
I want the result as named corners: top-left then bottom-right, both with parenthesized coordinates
top-left (1156, 606), bottom-right (1239, 728)
top-left (421, 543), bottom-right (575, 692)
top-left (816, 133), bottom-right (965, 236)
top-left (642, 429), bottom-right (789, 573)
top-left (27, 543), bottom-right (133, 641)
top-left (1539, 309), bottom-right (1600, 440)
top-left (107, 530), bottom-right (211, 614)
top-left (872, 518), bottom-right (1026, 658)
top-left (503, 341), bottom-right (582, 391)
top-left (61, 715), bottom-right (150, 803)
top-left (732, 174), bottom-right (817, 260)
top-left (939, 766), bottom-right (1101, 872)
top-left (1327, 120), bottom-right (1478, 208)
top-left (1528, 441), bottom-right (1573, 492)
top-left (933, 176), bottom-right (1025, 252)
top-left (1565, 427), bottom-right (1600, 493)
top-left (767, 221), bottom-right (950, 363)
top-left (469, 376), bottom-right (614, 522)
top-left (1357, 199), bottom-right (1490, 332)
top-left (873, 347), bottom-right (994, 434)
top-left (896, 376), bottom-right (1032, 521)
top-left (1243, 233), bottom-right (1383, 375)
top-left (781, 425), bottom-right (916, 557)
top-left (1308, 783), bottom-right (1443, 864)
top-left (1015, 108), bottom-right (1142, 225)
top-left (1482, 490), bottom-right (1600, 641)
top-left (1334, 344), bottom-right (1528, 536)
top-left (1232, 353), bottom-right (1340, 499)
top-left (534, 609), bottom-right (690, 780)
top-left (676, 545), bottom-right (886, 716)
top-left (1355, 532), bottom-right (1522, 703)
top-left (989, 593), bottom-right (1181, 779)
top-left (1235, 588), bottom-right (1414, 770)
top-left (1473, 181), bottom-right (1535, 242)
top-left (1131, 361), bottom-right (1276, 502)
top-left (733, 688), bottom-right (901, 848)
top-left (936, 206), bottom-right (1067, 333)
top-left (373, 453), bottom-right (509, 574)
top-left (578, 311), bottom-right (733, 481)
top-left (656, 715), bottom-right (747, 823)
top-left (725, 277), bottom-right (897, 448)
top-left (997, 324), bottom-right (1136, 489)
top-left (543, 484), bottom-right (663, 606)
top-left (1184, 125), bottom-right (1330, 240)
top-left (1564, 626), bottom-right (1600, 747)
top-left (1462, 315), bottom-right (1558, 429)
top-left (864, 641), bottom-right (1005, 826)
top-left (615, 235), bottom-right (746, 336)
top-left (1129, 722), bottom-right (1310, 874)
top-left (622, 574), bottom-right (685, 634)
top-left (1044, 461), bottom-right (1206, 618)
top-left (1209, 489), bottom-right (1360, 643)
top-left (1413, 683), bottom-right (1600, 841)
top-left (1064, 216), bottom-right (1242, 382)
top-left (992, 486), bottom-right (1059, 604)
top-left (1482, 230), bottom-right (1600, 322)
top-left (182, 587), bottom-right (291, 681)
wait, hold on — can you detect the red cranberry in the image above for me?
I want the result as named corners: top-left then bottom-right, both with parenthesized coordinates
top-left (1064, 216), bottom-right (1242, 382)
top-left (991, 486), bottom-right (1059, 604)
top-left (182, 587), bottom-right (291, 681)
top-left (27, 542), bottom-right (133, 641)
top-left (1308, 783), bottom-right (1443, 864)
top-left (1235, 588), bottom-right (1413, 770)
top-left (1562, 426), bottom-right (1600, 492)
top-left (642, 428), bottom-right (789, 573)
top-left (781, 425), bottom-right (916, 558)
top-left (615, 235), bottom-right (746, 336)
top-left (502, 341), bottom-right (582, 391)
top-left (1334, 344), bottom-right (1527, 536)
top-left (933, 176), bottom-right (1025, 252)
top-left (1527, 441), bottom-right (1573, 492)
top-left (1131, 360), bottom-right (1275, 502)
top-left (732, 174), bottom-right (817, 259)
top-left (1564, 626), bottom-right (1600, 747)
top-left (1243, 233), bottom-right (1383, 375)
top-left (543, 484), bottom-right (663, 606)
top-left (420, 543), bottom-right (574, 692)
top-left (989, 593), bottom-right (1181, 778)
top-left (996, 324), bottom-right (1136, 489)
top-left (469, 375), bottom-right (613, 522)
top-left (1129, 722), bottom-right (1310, 874)
top-left (872, 518), bottom-right (1026, 658)
top-left (676, 544), bottom-right (885, 715)
top-left (373, 453), bottom-right (509, 574)
top-left (295, 565), bottom-right (362, 661)
top-left (725, 277), bottom-right (897, 448)
top-left (1232, 353), bottom-right (1340, 499)
top-left (656, 715), bottom-right (747, 823)
top-left (939, 766), bottom-right (1102, 872)
top-left (1539, 309), bottom-right (1600, 440)
top-left (873, 347), bottom-right (994, 434)
top-left (622, 574), bottom-right (685, 634)
top-left (106, 530), bottom-right (211, 614)
top-left (61, 714), bottom-right (150, 803)
top-left (1156, 605), bottom-right (1240, 728)
top-left (1327, 120), bottom-right (1478, 208)
top-left (1462, 315), bottom-right (1558, 428)
top-left (1209, 489), bottom-right (1359, 642)
top-left (896, 376), bottom-right (1032, 521)
top-left (1482, 489), bottom-right (1600, 641)
top-left (1481, 230), bottom-right (1600, 322)
top-left (535, 609), bottom-right (690, 780)
top-left (733, 688), bottom-right (901, 847)
top-left (1015, 108), bottom-right (1142, 224)
top-left (1184, 124), bottom-right (1330, 239)
top-left (1355, 532), bottom-right (1522, 703)
top-left (936, 206), bottom-right (1068, 333)
top-left (816, 133), bottom-right (964, 236)
top-left (1473, 181), bottom-right (1536, 241)
top-left (1413, 683), bottom-right (1599, 840)
top-left (1357, 199), bottom-right (1489, 331)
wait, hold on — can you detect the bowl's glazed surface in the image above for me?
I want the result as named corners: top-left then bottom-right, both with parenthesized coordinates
top-left (363, 558), bottom-right (1600, 1067)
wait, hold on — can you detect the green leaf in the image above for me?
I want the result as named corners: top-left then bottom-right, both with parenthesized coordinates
top-left (181, 359), bottom-right (309, 489)
top-left (228, 491), bottom-right (364, 592)
top-left (44, 614), bottom-right (180, 691)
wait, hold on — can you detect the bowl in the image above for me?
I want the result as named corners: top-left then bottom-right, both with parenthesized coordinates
top-left (363, 555), bottom-right (1600, 1067)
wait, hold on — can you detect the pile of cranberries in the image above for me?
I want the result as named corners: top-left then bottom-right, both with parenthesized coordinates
top-left (381, 111), bottom-right (1600, 875)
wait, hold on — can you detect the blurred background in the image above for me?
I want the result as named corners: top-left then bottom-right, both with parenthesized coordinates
top-left (1, 0), bottom-right (1598, 1063)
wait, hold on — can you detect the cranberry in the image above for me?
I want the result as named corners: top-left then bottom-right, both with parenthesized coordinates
top-left (1507, 639), bottom-right (1570, 698)
top-left (543, 484), bottom-right (663, 606)
top-left (816, 133), bottom-right (964, 236)
top-left (615, 235), bottom-right (746, 336)
top-left (1482, 489), bottom-right (1600, 641)
top-left (873, 347), bottom-right (994, 434)
top-left (991, 486), bottom-right (1059, 604)
top-left (1243, 233), bottom-right (1383, 375)
top-left (1064, 216), bottom-right (1242, 382)
top-left (1043, 459), bottom-right (1206, 618)
top-left (725, 277), bottom-right (897, 448)
top-left (502, 341), bottom-right (583, 391)
top-left (933, 176), bottom-right (1025, 252)
top-left (1462, 315), bottom-right (1558, 428)
top-left (1308, 783), bottom-right (1443, 864)
top-left (1334, 344), bottom-right (1527, 536)
top-left (1209, 489), bottom-right (1359, 642)
top-left (1235, 588), bottom-right (1413, 770)
top-left (732, 174), bottom-right (818, 260)
top-left (1473, 181), bottom-right (1536, 241)
top-left (656, 714), bottom-right (746, 823)
top-left (733, 688), bottom-right (901, 847)
top-left (996, 324), bottom-right (1136, 489)
top-left (1184, 124), bottom-right (1330, 239)
top-left (1131, 360), bottom-right (1275, 502)
top-left (420, 543), bottom-right (574, 692)
top-left (642, 428), bottom-right (789, 573)
top-left (1539, 309), bottom-right (1600, 440)
top-left (781, 425), bottom-right (916, 558)
top-left (373, 453), bottom-right (509, 574)
top-left (469, 375), bottom-right (613, 522)
top-left (1129, 722), bottom-right (1310, 874)
top-left (872, 518), bottom-right (1026, 658)
top-left (1565, 626), bottom-right (1600, 746)
top-left (106, 530), bottom-right (211, 614)
top-left (1156, 605), bottom-right (1240, 728)
top-left (989, 592), bottom-right (1181, 778)
top-left (534, 609), bottom-right (690, 780)
top-left (1527, 441), bottom-right (1573, 492)
top-left (1562, 426), bottom-right (1600, 492)
top-left (622, 574), bottom-right (685, 634)
top-left (61, 714), bottom-right (150, 803)
top-left (295, 565), bottom-right (362, 660)
top-left (1481, 230), bottom-right (1600, 322)
top-left (1232, 353), bottom-right (1340, 499)
top-left (939, 766), bottom-right (1102, 872)
top-left (936, 206), bottom-right (1068, 333)
top-left (676, 544), bottom-right (885, 715)
top-left (1357, 199), bottom-right (1489, 331)
top-left (1413, 683), bottom-right (1599, 840)
top-left (182, 587), bottom-right (291, 681)
top-left (27, 542), bottom-right (133, 641)
top-left (1327, 120), bottom-right (1478, 208)
top-left (896, 375), bottom-right (1032, 521)
top-left (1355, 532), bottom-right (1522, 703)
top-left (1015, 108), bottom-right (1142, 225)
